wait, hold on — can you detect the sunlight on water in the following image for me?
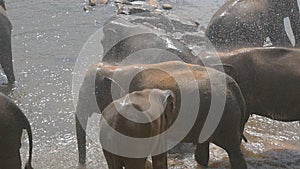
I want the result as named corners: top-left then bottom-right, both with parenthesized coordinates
top-left (4, 0), bottom-right (299, 168)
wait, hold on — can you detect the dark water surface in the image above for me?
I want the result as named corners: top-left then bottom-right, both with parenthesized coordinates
top-left (4, 0), bottom-right (300, 168)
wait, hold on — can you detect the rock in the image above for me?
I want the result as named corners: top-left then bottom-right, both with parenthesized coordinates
top-left (147, 0), bottom-right (160, 8)
top-left (114, 0), bottom-right (123, 3)
top-left (89, 0), bottom-right (109, 6)
top-left (83, 5), bottom-right (93, 11)
top-left (162, 3), bottom-right (172, 10)
top-left (117, 3), bottom-right (125, 14)
top-left (128, 6), bottom-right (150, 14)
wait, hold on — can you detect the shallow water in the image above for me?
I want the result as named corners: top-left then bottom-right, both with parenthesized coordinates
top-left (4, 0), bottom-right (300, 168)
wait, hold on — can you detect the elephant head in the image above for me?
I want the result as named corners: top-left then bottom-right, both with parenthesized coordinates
top-left (100, 88), bottom-right (176, 169)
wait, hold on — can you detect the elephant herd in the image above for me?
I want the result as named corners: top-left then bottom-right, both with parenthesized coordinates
top-left (0, 0), bottom-right (299, 169)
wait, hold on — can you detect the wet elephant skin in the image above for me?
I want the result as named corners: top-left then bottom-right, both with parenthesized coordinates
top-left (75, 61), bottom-right (248, 169)
top-left (0, 92), bottom-right (33, 169)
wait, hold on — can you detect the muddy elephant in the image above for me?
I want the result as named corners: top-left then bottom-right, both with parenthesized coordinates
top-left (75, 61), bottom-right (247, 169)
top-left (0, 0), bottom-right (15, 84)
top-left (206, 0), bottom-right (300, 51)
top-left (0, 92), bottom-right (33, 169)
top-left (198, 47), bottom-right (300, 122)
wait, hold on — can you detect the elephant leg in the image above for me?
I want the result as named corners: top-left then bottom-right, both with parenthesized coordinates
top-left (103, 149), bottom-right (123, 169)
top-left (213, 136), bottom-right (247, 169)
top-left (225, 147), bottom-right (247, 169)
top-left (123, 157), bottom-right (146, 169)
top-left (194, 142), bottom-right (209, 167)
top-left (0, 32), bottom-right (15, 84)
top-left (152, 153), bottom-right (168, 169)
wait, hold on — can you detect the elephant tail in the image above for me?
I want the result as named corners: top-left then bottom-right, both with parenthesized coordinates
top-left (229, 78), bottom-right (248, 143)
top-left (15, 107), bottom-right (34, 169)
top-left (23, 113), bottom-right (33, 169)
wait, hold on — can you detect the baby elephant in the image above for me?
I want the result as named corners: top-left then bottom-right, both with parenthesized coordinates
top-left (0, 93), bottom-right (33, 169)
top-left (100, 89), bottom-right (175, 169)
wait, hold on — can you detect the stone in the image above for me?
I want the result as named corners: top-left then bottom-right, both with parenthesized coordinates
top-left (83, 5), bottom-right (93, 11)
top-left (162, 3), bottom-right (172, 10)
top-left (89, 0), bottom-right (109, 6)
top-left (147, 0), bottom-right (160, 8)
top-left (128, 6), bottom-right (150, 14)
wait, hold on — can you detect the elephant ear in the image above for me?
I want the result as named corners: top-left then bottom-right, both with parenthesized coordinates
top-left (95, 76), bottom-right (126, 112)
top-left (160, 90), bottom-right (176, 128)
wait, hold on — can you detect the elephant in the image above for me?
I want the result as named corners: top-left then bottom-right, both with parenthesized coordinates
top-left (206, 0), bottom-right (300, 51)
top-left (75, 61), bottom-right (248, 169)
top-left (101, 17), bottom-right (198, 65)
top-left (100, 89), bottom-right (175, 169)
top-left (0, 92), bottom-right (33, 169)
top-left (0, 0), bottom-right (15, 84)
top-left (198, 47), bottom-right (300, 122)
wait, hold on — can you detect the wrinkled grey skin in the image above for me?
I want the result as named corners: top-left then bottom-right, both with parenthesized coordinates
top-left (101, 18), bottom-right (198, 65)
top-left (0, 1), bottom-right (15, 84)
top-left (100, 89), bottom-right (175, 169)
top-left (76, 61), bottom-right (247, 169)
top-left (206, 0), bottom-right (300, 51)
top-left (0, 92), bottom-right (33, 169)
top-left (199, 47), bottom-right (300, 122)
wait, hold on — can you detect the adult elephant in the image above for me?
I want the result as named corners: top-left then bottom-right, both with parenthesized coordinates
top-left (199, 47), bottom-right (300, 122)
top-left (76, 61), bottom-right (247, 169)
top-left (101, 17), bottom-right (198, 65)
top-left (206, 0), bottom-right (300, 51)
top-left (0, 0), bottom-right (15, 84)
top-left (0, 92), bottom-right (33, 169)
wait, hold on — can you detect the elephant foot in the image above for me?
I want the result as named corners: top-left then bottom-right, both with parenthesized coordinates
top-left (75, 163), bottom-right (86, 169)
top-left (227, 149), bottom-right (247, 169)
top-left (25, 163), bottom-right (34, 169)
top-left (195, 142), bottom-right (209, 167)
top-left (196, 164), bottom-right (208, 169)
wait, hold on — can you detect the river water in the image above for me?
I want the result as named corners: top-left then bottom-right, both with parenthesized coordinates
top-left (4, 0), bottom-right (300, 168)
